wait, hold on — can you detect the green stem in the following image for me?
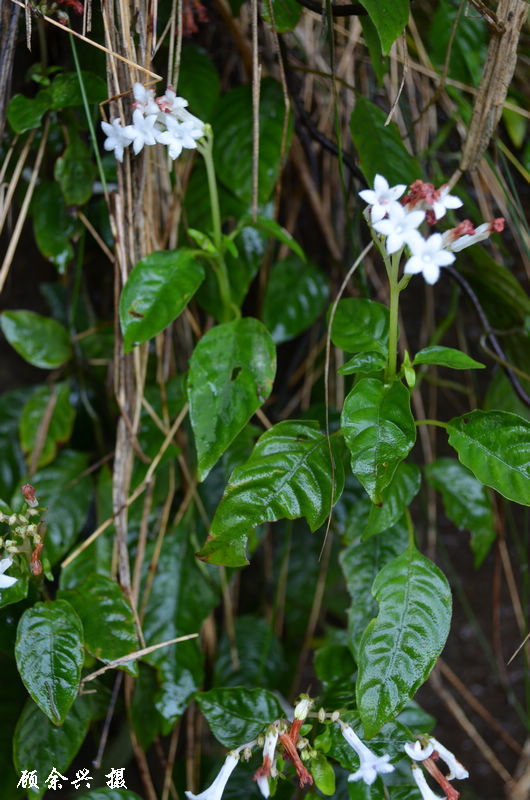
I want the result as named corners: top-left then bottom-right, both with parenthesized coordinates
top-left (385, 250), bottom-right (401, 383)
top-left (414, 418), bottom-right (448, 429)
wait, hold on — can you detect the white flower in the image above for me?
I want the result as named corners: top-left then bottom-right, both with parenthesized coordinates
top-left (254, 727), bottom-right (279, 798)
top-left (0, 557), bottom-right (17, 589)
top-left (157, 87), bottom-right (190, 115)
top-left (404, 740), bottom-right (435, 761)
top-left (125, 109), bottom-right (159, 155)
top-left (156, 116), bottom-right (202, 160)
top-left (339, 722), bottom-right (394, 786)
top-left (372, 203), bottom-right (425, 254)
top-left (359, 174), bottom-right (407, 223)
top-left (101, 118), bottom-right (134, 162)
top-left (404, 232), bottom-right (456, 284)
top-left (133, 83), bottom-right (159, 116)
top-left (429, 737), bottom-right (469, 780)
top-left (432, 185), bottom-right (463, 220)
top-left (185, 753), bottom-right (239, 800)
top-left (411, 763), bottom-right (444, 800)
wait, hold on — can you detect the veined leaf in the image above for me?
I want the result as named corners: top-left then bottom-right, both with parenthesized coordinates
top-left (362, 462), bottom-right (421, 539)
top-left (198, 420), bottom-right (345, 566)
top-left (196, 687), bottom-right (284, 748)
top-left (1, 311), bottom-right (72, 369)
top-left (413, 346), bottom-right (485, 370)
top-left (330, 298), bottom-right (389, 356)
top-left (358, 0), bottom-right (409, 55)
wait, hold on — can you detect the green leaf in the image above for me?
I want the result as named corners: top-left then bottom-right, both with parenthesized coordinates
top-left (360, 15), bottom-right (388, 84)
top-left (338, 351), bottom-right (387, 376)
top-left (0, 311), bottom-right (72, 369)
top-left (213, 78), bottom-right (292, 205)
top-left (425, 458), bottom-right (495, 567)
top-left (340, 522), bottom-right (408, 659)
top-left (413, 346), bottom-right (485, 370)
top-left (32, 181), bottom-right (78, 272)
top-left (311, 753), bottom-right (336, 796)
top-left (76, 791), bottom-right (144, 800)
top-left (196, 687), bottom-right (284, 748)
top-left (358, 0), bottom-right (409, 54)
top-left (58, 574), bottom-right (139, 676)
top-left (356, 545), bottom-right (452, 737)
top-left (350, 97), bottom-right (421, 187)
top-left (238, 214), bottom-right (306, 262)
top-left (362, 463), bottom-right (421, 539)
top-left (198, 420), bottom-right (345, 566)
top-left (447, 410), bottom-right (530, 506)
top-left (19, 382), bottom-right (75, 468)
top-left (188, 317), bottom-right (276, 480)
top-left (119, 248), bottom-right (204, 352)
top-left (49, 71), bottom-right (107, 108)
top-left (54, 138), bottom-right (96, 205)
top-left (428, 0), bottom-right (487, 84)
top-left (263, 257), bottom-right (328, 344)
top-left (341, 379), bottom-right (416, 503)
top-left (330, 298), bottom-right (390, 356)
top-left (7, 90), bottom-right (52, 132)
top-left (261, 0), bottom-right (302, 32)
top-left (14, 694), bottom-right (95, 800)
top-left (15, 600), bottom-right (84, 725)
top-left (178, 45), bottom-right (220, 121)
top-left (213, 615), bottom-right (285, 689)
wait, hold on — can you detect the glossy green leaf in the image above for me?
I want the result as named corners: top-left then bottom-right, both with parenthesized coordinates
top-left (178, 45), bottom-right (220, 121)
top-left (330, 298), bottom-right (390, 356)
top-left (54, 138), bottom-right (96, 205)
top-left (425, 458), bottom-right (495, 567)
top-left (447, 410), bottom-right (530, 506)
top-left (338, 351), bottom-right (387, 376)
top-left (7, 90), bottom-right (52, 132)
top-left (263, 257), bottom-right (329, 344)
top-left (14, 694), bottom-right (95, 800)
top-left (188, 317), bottom-right (276, 480)
top-left (15, 600), bottom-right (84, 725)
top-left (359, 0), bottom-right (409, 54)
top-left (198, 420), bottom-right (345, 566)
top-left (213, 78), bottom-right (292, 205)
top-left (339, 522), bottom-right (408, 659)
top-left (49, 71), bottom-right (107, 108)
top-left (356, 545), bottom-right (451, 737)
top-left (311, 753), bottom-right (335, 796)
top-left (0, 387), bottom-right (32, 500)
top-left (238, 214), bottom-right (306, 262)
top-left (19, 382), bottom-right (75, 468)
top-left (261, 0), bottom-right (302, 32)
top-left (32, 181), bottom-right (77, 271)
top-left (0, 311), bottom-right (72, 369)
top-left (213, 615), bottom-right (285, 689)
top-left (413, 346), bottom-right (485, 370)
top-left (341, 379), bottom-right (416, 503)
top-left (362, 463), bottom-right (421, 539)
top-left (350, 97), bottom-right (421, 187)
top-left (196, 687), bottom-right (284, 748)
top-left (120, 248), bottom-right (204, 353)
top-left (58, 574), bottom-right (139, 676)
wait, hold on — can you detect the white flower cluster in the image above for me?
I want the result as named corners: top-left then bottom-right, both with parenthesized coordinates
top-left (101, 83), bottom-right (206, 163)
top-left (359, 174), bottom-right (504, 284)
top-left (405, 736), bottom-right (469, 799)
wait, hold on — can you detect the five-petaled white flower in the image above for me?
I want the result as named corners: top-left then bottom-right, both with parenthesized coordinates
top-left (339, 722), bottom-right (394, 786)
top-left (359, 174), bottom-right (407, 223)
top-left (432, 185), bottom-right (463, 220)
top-left (125, 108), bottom-right (158, 155)
top-left (373, 202), bottom-right (425, 254)
top-left (404, 740), bottom-right (435, 761)
top-left (133, 83), bottom-right (159, 116)
top-left (0, 557), bottom-right (17, 589)
top-left (411, 763), bottom-right (445, 800)
top-left (156, 116), bottom-right (202, 160)
top-left (101, 118), bottom-right (135, 162)
top-left (185, 753), bottom-right (239, 800)
top-left (404, 232), bottom-right (455, 284)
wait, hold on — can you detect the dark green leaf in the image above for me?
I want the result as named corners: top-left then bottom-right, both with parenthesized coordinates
top-left (7, 90), bottom-right (51, 133)
top-left (178, 45), bottom-right (220, 121)
top-left (49, 71), bottom-right (107, 108)
top-left (350, 98), bottom-right (421, 187)
top-left (362, 463), bottom-right (421, 539)
top-left (358, 0), bottom-right (409, 54)
top-left (263, 257), bottom-right (328, 344)
top-left (188, 317), bottom-right (276, 480)
top-left (238, 215), bottom-right (306, 261)
top-left (413, 346), bottom-right (485, 370)
top-left (213, 615), bottom-right (285, 689)
top-left (14, 694), bottom-right (95, 800)
top-left (196, 687), bottom-right (284, 748)
top-left (360, 15), bottom-right (388, 84)
top-left (15, 599), bottom-right (84, 725)
top-left (199, 421), bottom-right (345, 566)
top-left (447, 410), bottom-right (530, 506)
top-left (32, 181), bottom-right (77, 272)
top-left (120, 249), bottom-right (204, 353)
top-left (1, 310), bottom-right (72, 369)
top-left (356, 546), bottom-right (451, 737)
top-left (261, 0), bottom-right (302, 32)
top-left (55, 138), bottom-right (96, 205)
top-left (338, 351), bottom-right (387, 376)
top-left (425, 458), bottom-right (495, 567)
top-left (330, 298), bottom-right (389, 356)
top-left (428, 0), bottom-right (487, 84)
top-left (311, 753), bottom-right (335, 796)
top-left (58, 574), bottom-right (139, 676)
top-left (341, 379), bottom-right (416, 503)
top-left (485, 370), bottom-right (530, 421)
top-left (19, 382), bottom-right (75, 468)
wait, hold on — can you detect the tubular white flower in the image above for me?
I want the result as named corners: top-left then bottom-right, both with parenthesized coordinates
top-left (101, 118), bottom-right (134, 162)
top-left (432, 186), bottom-right (463, 220)
top-left (0, 557), bottom-right (17, 589)
top-left (404, 233), bottom-right (456, 284)
top-left (372, 203), bottom-right (425, 254)
top-left (430, 737), bottom-right (469, 780)
top-left (339, 722), bottom-right (394, 786)
top-left (185, 753), bottom-right (239, 800)
top-left (404, 740), bottom-right (435, 761)
top-left (255, 727), bottom-right (279, 798)
top-left (359, 174), bottom-right (407, 223)
top-left (411, 763), bottom-right (445, 800)
top-left (125, 109), bottom-right (158, 155)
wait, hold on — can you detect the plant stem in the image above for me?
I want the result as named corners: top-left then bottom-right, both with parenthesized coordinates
top-left (385, 250), bottom-right (401, 383)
